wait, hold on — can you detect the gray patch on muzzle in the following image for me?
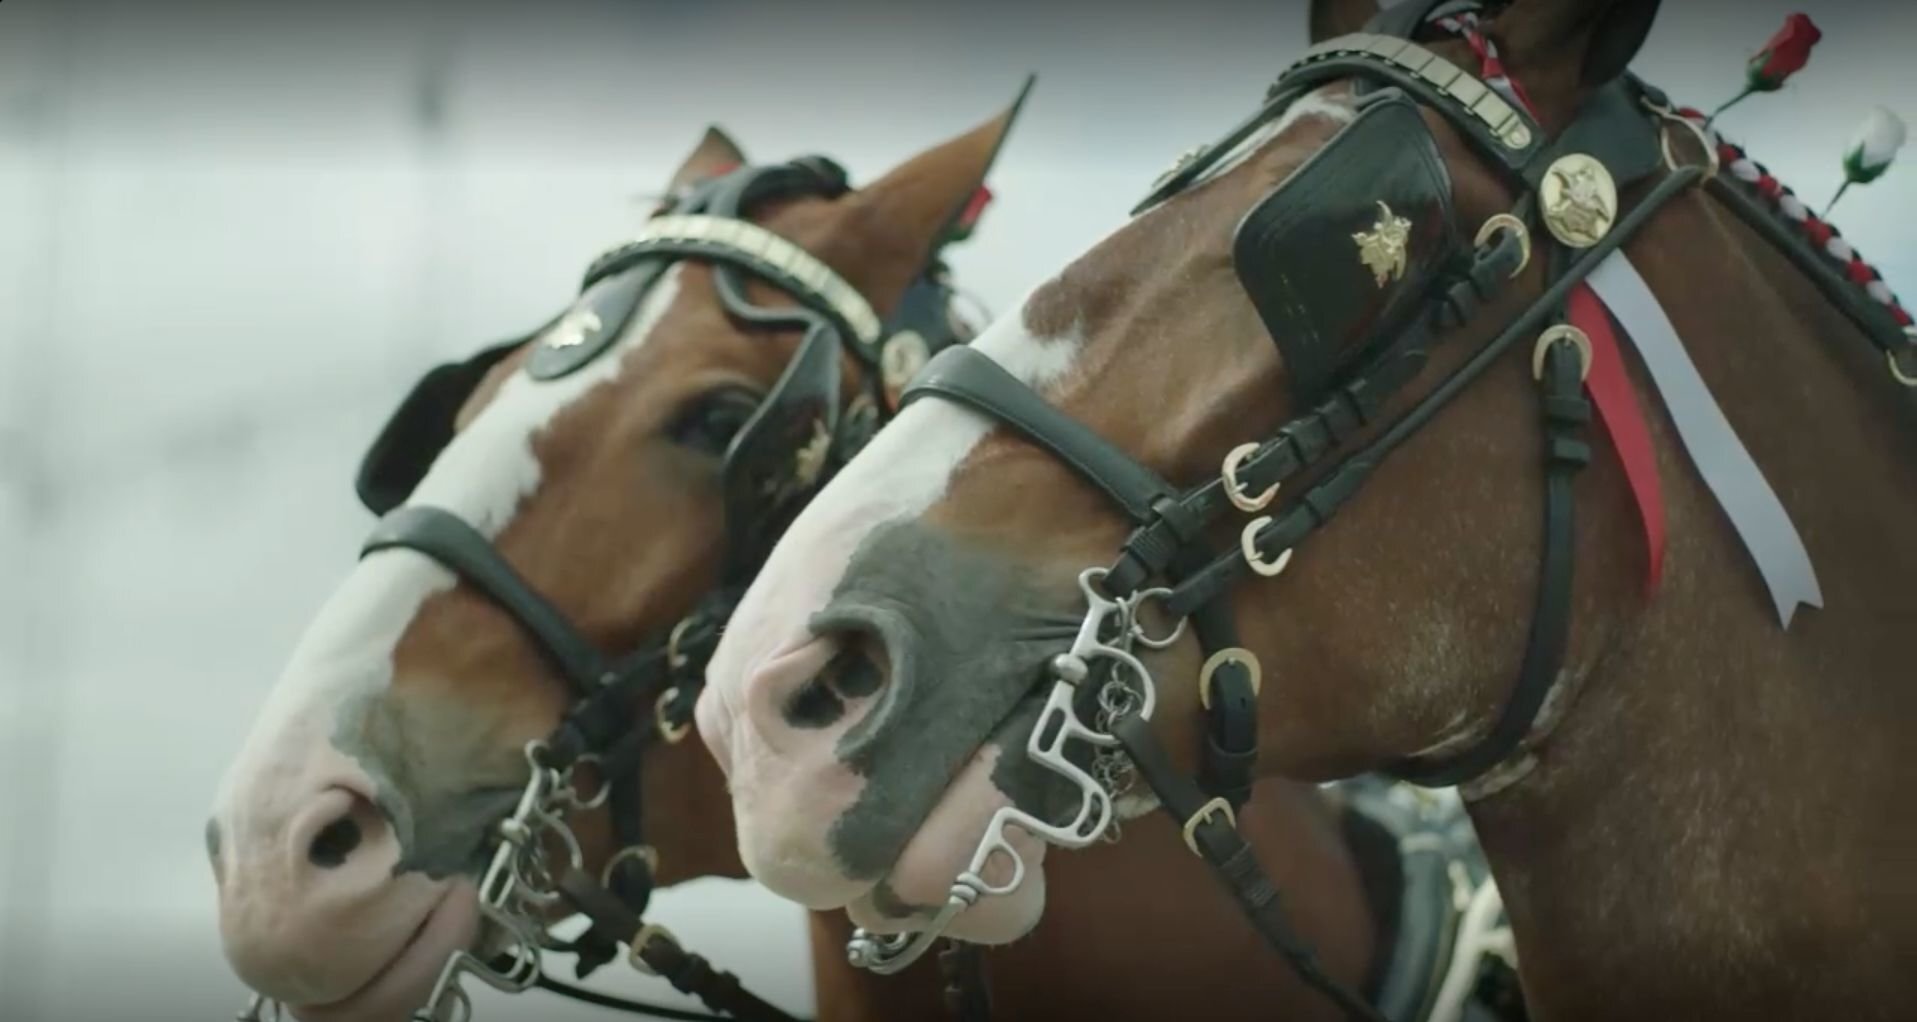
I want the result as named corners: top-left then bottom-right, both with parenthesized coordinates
top-left (333, 688), bottom-right (527, 880)
top-left (813, 521), bottom-right (1090, 881)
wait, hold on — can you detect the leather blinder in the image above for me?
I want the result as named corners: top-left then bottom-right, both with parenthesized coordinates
top-left (719, 324), bottom-right (843, 583)
top-left (1233, 93), bottom-right (1462, 409)
top-left (354, 335), bottom-right (530, 515)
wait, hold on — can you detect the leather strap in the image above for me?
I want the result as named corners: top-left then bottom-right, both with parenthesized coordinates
top-left (558, 870), bottom-right (805, 1022)
top-left (1103, 225), bottom-right (1527, 597)
top-left (363, 506), bottom-right (607, 690)
top-left (1172, 164), bottom-right (1701, 622)
top-left (1189, 592), bottom-right (1258, 811)
top-left (1109, 714), bottom-right (1388, 1022)
top-left (532, 973), bottom-right (734, 1022)
top-left (938, 941), bottom-right (993, 1022)
top-left (1393, 331), bottom-right (1591, 785)
top-left (902, 346), bottom-right (1177, 524)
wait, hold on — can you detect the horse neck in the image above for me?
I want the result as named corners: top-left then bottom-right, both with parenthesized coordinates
top-left (1463, 184), bottom-right (1917, 1019)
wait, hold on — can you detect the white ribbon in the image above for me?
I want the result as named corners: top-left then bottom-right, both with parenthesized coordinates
top-left (1586, 254), bottom-right (1822, 627)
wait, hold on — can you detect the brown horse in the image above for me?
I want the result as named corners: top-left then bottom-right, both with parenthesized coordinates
top-left (202, 110), bottom-right (1011, 1021)
top-left (202, 106), bottom-right (1403, 1022)
top-left (697, 1), bottom-right (1917, 1020)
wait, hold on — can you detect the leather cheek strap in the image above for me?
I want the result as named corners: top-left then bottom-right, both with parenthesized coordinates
top-left (362, 505), bottom-right (607, 689)
top-left (1109, 713), bottom-right (1388, 1022)
top-left (901, 346), bottom-right (1177, 525)
top-left (556, 870), bottom-right (801, 1022)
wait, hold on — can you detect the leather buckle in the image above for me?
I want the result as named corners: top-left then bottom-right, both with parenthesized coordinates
top-left (1472, 213), bottom-right (1531, 279)
top-left (666, 617), bottom-right (697, 670)
top-left (1220, 442), bottom-right (1280, 512)
top-left (626, 922), bottom-right (680, 977)
top-left (1240, 518), bottom-right (1296, 578)
top-left (1198, 647), bottom-right (1263, 711)
top-left (655, 688), bottom-right (690, 744)
top-left (1182, 797), bottom-right (1238, 856)
top-left (1531, 325), bottom-right (1593, 382)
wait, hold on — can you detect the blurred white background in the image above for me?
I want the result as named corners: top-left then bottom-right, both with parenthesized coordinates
top-left (0, 0), bottom-right (1909, 1018)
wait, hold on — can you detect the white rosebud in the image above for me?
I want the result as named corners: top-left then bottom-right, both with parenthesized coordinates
top-left (1846, 107), bottom-right (1907, 181)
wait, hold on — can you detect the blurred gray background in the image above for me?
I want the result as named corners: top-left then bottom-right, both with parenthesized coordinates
top-left (1, 0), bottom-right (1909, 1018)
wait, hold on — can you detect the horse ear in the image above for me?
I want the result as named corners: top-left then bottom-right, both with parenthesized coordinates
top-left (667, 125), bottom-right (747, 193)
top-left (837, 77), bottom-right (1034, 304)
top-left (1579, 0), bottom-right (1660, 86)
top-left (1309, 0), bottom-right (1381, 42)
top-left (1500, 0), bottom-right (1662, 89)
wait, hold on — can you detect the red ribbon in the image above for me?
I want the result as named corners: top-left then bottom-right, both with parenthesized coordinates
top-left (1449, 16), bottom-right (1666, 590)
top-left (1568, 285), bottom-right (1667, 591)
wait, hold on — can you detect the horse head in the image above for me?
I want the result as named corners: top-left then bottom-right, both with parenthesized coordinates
top-left (207, 101), bottom-right (1022, 1022)
top-left (698, 5), bottom-right (1917, 1018)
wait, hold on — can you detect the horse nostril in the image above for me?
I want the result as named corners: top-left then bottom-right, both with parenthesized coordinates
top-left (781, 639), bottom-right (888, 730)
top-left (784, 675), bottom-right (845, 729)
top-left (308, 816), bottom-right (363, 869)
top-left (827, 641), bottom-right (885, 699)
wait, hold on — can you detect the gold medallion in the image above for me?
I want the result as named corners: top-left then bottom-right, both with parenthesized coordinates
top-left (1352, 200), bottom-right (1413, 288)
top-left (1540, 154), bottom-right (1617, 249)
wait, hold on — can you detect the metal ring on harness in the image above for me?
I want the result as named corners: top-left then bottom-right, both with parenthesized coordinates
top-left (561, 753), bottom-right (612, 812)
top-left (625, 923), bottom-right (681, 977)
top-left (1126, 587), bottom-right (1189, 649)
top-left (1220, 442), bottom-right (1280, 512)
top-left (1892, 329), bottom-right (1917, 387)
top-left (1644, 98), bottom-right (1720, 183)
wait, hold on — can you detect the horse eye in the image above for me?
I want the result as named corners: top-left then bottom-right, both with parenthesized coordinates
top-left (670, 387), bottom-right (760, 455)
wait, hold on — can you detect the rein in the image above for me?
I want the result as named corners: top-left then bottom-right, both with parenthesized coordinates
top-left (852, 3), bottom-right (1911, 1020)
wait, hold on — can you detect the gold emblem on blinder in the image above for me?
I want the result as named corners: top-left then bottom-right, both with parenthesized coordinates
top-left (1540, 154), bottom-right (1617, 249)
top-left (545, 308), bottom-right (604, 349)
top-left (881, 330), bottom-right (931, 393)
top-left (1352, 201), bottom-right (1413, 288)
top-left (791, 417), bottom-right (832, 492)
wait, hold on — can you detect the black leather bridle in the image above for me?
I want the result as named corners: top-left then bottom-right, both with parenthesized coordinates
top-left (233, 152), bottom-right (995, 1022)
top-left (886, 4), bottom-right (1831, 1021)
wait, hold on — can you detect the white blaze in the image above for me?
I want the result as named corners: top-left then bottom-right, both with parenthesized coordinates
top-left (214, 268), bottom-right (684, 825)
top-left (700, 286), bottom-right (1081, 746)
top-left (701, 86), bottom-right (1359, 736)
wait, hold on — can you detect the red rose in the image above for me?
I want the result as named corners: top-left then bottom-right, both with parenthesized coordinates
top-left (1748, 13), bottom-right (1822, 91)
